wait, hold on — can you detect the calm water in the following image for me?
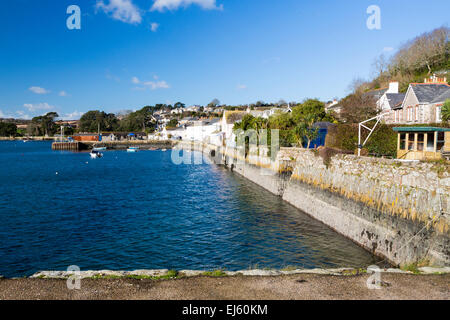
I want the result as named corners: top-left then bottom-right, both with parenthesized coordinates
top-left (0, 141), bottom-right (380, 277)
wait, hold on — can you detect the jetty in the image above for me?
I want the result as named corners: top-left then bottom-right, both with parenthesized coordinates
top-left (83, 140), bottom-right (174, 150)
top-left (51, 142), bottom-right (85, 151)
top-left (50, 140), bottom-right (174, 151)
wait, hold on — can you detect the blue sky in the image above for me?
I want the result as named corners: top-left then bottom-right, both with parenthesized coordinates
top-left (0, 0), bottom-right (449, 119)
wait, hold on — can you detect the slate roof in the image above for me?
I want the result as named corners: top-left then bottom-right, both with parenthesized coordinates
top-left (410, 84), bottom-right (450, 104)
top-left (432, 88), bottom-right (450, 103)
top-left (386, 93), bottom-right (406, 109)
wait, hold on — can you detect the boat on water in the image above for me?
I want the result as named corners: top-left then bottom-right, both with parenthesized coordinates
top-left (90, 150), bottom-right (103, 159)
top-left (93, 147), bottom-right (107, 151)
top-left (127, 147), bottom-right (139, 153)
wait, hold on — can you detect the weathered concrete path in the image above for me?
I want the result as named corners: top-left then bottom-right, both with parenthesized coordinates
top-left (1, 274), bottom-right (448, 300)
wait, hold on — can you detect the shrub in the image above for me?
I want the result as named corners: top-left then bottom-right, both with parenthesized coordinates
top-left (326, 123), bottom-right (397, 158)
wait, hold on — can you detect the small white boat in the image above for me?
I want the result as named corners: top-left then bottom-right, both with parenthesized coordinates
top-left (161, 149), bottom-right (167, 152)
top-left (127, 147), bottom-right (139, 153)
top-left (90, 150), bottom-right (103, 159)
top-left (93, 147), bottom-right (107, 151)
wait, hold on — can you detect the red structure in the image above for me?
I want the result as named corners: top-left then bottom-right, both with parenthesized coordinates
top-left (72, 134), bottom-right (100, 142)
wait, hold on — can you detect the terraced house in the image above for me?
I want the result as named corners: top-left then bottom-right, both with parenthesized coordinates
top-left (387, 76), bottom-right (449, 124)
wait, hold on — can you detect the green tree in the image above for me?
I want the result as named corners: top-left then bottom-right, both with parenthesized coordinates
top-left (0, 122), bottom-right (17, 137)
top-left (207, 99), bottom-right (220, 108)
top-left (80, 111), bottom-right (118, 132)
top-left (294, 114), bottom-right (319, 149)
top-left (31, 112), bottom-right (60, 136)
top-left (267, 112), bottom-right (295, 147)
top-left (174, 102), bottom-right (185, 109)
top-left (166, 119), bottom-right (179, 129)
top-left (442, 99), bottom-right (450, 122)
top-left (292, 99), bottom-right (326, 123)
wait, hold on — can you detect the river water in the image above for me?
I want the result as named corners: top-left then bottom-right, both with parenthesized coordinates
top-left (0, 141), bottom-right (380, 277)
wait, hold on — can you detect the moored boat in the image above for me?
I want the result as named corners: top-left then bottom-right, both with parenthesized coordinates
top-left (127, 147), bottom-right (139, 153)
top-left (90, 150), bottom-right (103, 159)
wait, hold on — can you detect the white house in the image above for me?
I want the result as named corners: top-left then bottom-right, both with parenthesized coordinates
top-left (377, 82), bottom-right (406, 113)
top-left (160, 126), bottom-right (186, 140)
top-left (221, 111), bottom-right (246, 147)
top-left (185, 119), bottom-right (221, 143)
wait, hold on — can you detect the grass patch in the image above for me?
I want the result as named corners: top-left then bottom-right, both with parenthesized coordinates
top-left (90, 274), bottom-right (123, 280)
top-left (281, 266), bottom-right (299, 272)
top-left (202, 270), bottom-right (228, 277)
top-left (341, 268), bottom-right (367, 276)
top-left (90, 270), bottom-right (180, 280)
top-left (400, 264), bottom-right (421, 274)
top-left (127, 270), bottom-right (180, 280)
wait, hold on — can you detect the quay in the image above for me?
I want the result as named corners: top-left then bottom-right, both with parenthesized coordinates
top-left (50, 140), bottom-right (174, 151)
top-left (83, 140), bottom-right (174, 150)
top-left (51, 142), bottom-right (85, 151)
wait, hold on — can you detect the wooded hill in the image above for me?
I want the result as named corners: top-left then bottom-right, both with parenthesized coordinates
top-left (363, 26), bottom-right (449, 93)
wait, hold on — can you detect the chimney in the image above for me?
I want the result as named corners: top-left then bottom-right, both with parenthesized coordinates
top-left (388, 81), bottom-right (399, 94)
top-left (424, 74), bottom-right (447, 84)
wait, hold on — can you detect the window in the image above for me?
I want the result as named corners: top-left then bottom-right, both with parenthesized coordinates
top-left (408, 134), bottom-right (415, 150)
top-left (436, 106), bottom-right (442, 122)
top-left (437, 132), bottom-right (445, 152)
top-left (415, 106), bottom-right (419, 121)
top-left (407, 107), bottom-right (413, 122)
top-left (417, 133), bottom-right (424, 151)
top-left (400, 133), bottom-right (406, 150)
top-left (427, 133), bottom-right (435, 151)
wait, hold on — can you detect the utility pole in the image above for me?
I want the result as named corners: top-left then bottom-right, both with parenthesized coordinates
top-left (60, 125), bottom-right (64, 142)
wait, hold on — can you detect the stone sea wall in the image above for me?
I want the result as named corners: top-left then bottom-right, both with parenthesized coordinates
top-left (177, 141), bottom-right (449, 267)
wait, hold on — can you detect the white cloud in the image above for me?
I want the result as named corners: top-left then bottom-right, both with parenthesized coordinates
top-left (132, 76), bottom-right (170, 90)
top-left (150, 22), bottom-right (160, 32)
top-left (0, 110), bottom-right (6, 118)
top-left (96, 0), bottom-right (142, 24)
top-left (23, 103), bottom-right (54, 112)
top-left (59, 91), bottom-right (68, 97)
top-left (29, 86), bottom-right (50, 94)
top-left (64, 111), bottom-right (84, 120)
top-left (132, 76), bottom-right (140, 84)
top-left (237, 84), bottom-right (247, 90)
top-left (106, 72), bottom-right (120, 82)
top-left (151, 0), bottom-right (223, 12)
top-left (143, 80), bottom-right (170, 90)
top-left (16, 111), bottom-right (32, 120)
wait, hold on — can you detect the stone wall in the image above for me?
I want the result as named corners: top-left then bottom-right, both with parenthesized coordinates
top-left (176, 141), bottom-right (450, 266)
top-left (283, 149), bottom-right (449, 266)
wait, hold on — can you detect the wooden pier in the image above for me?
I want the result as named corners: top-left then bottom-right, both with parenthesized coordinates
top-left (51, 142), bottom-right (85, 151)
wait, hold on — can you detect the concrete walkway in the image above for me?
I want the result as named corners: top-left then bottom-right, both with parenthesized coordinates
top-left (1, 274), bottom-right (448, 300)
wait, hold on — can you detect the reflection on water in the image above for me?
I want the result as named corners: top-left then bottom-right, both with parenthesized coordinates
top-left (0, 141), bottom-right (380, 277)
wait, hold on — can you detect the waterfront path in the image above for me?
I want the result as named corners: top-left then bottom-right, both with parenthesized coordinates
top-left (1, 274), bottom-right (448, 300)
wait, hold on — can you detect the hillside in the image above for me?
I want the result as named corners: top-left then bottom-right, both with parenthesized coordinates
top-left (363, 26), bottom-right (449, 93)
